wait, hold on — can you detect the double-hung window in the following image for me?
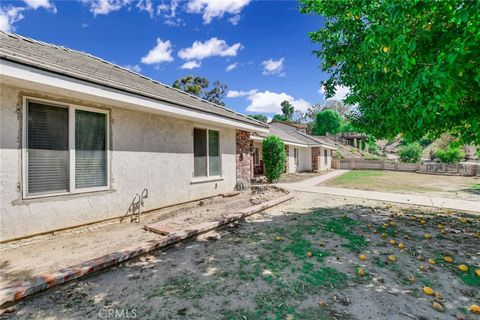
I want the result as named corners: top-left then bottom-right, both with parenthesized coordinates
top-left (294, 148), bottom-right (299, 166)
top-left (193, 128), bottom-right (221, 177)
top-left (24, 99), bottom-right (109, 197)
top-left (253, 147), bottom-right (260, 165)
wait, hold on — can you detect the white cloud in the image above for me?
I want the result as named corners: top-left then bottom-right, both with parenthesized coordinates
top-left (178, 37), bottom-right (242, 61)
top-left (136, 0), bottom-right (153, 17)
top-left (157, 0), bottom-right (182, 25)
top-left (244, 90), bottom-right (310, 113)
top-left (228, 14), bottom-right (241, 25)
top-left (186, 0), bottom-right (250, 24)
top-left (141, 38), bottom-right (174, 65)
top-left (262, 58), bottom-right (285, 76)
top-left (227, 89), bottom-right (257, 98)
top-left (319, 85), bottom-right (350, 101)
top-left (23, 0), bottom-right (56, 12)
top-left (225, 62), bottom-right (237, 72)
top-left (0, 6), bottom-right (25, 32)
top-left (180, 60), bottom-right (201, 69)
top-left (124, 64), bottom-right (142, 72)
top-left (81, 0), bottom-right (132, 16)
top-left (81, 22), bottom-right (89, 28)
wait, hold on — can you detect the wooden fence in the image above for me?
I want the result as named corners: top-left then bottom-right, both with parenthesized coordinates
top-left (332, 158), bottom-right (479, 176)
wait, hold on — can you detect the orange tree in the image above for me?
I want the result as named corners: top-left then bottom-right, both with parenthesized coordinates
top-left (300, 0), bottom-right (480, 144)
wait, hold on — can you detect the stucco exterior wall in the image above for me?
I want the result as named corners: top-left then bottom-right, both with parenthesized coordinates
top-left (0, 84), bottom-right (237, 241)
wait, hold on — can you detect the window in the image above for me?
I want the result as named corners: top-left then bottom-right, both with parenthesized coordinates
top-left (324, 149), bottom-right (328, 164)
top-left (25, 99), bottom-right (109, 197)
top-left (294, 148), bottom-right (299, 166)
top-left (193, 128), bottom-right (221, 177)
top-left (253, 147), bottom-right (260, 165)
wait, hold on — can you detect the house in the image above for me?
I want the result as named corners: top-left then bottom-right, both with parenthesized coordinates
top-left (251, 121), bottom-right (337, 175)
top-left (0, 32), bottom-right (270, 241)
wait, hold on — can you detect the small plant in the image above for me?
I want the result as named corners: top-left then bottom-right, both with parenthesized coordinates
top-left (262, 135), bottom-right (286, 182)
top-left (399, 142), bottom-right (423, 163)
top-left (435, 146), bottom-right (464, 163)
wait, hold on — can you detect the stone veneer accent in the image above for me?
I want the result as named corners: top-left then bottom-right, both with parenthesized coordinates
top-left (236, 130), bottom-right (252, 185)
top-left (284, 145), bottom-right (289, 173)
top-left (311, 147), bottom-right (320, 172)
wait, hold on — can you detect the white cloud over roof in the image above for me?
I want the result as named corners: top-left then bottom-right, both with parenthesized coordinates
top-left (262, 57), bottom-right (285, 76)
top-left (186, 0), bottom-right (250, 24)
top-left (178, 37), bottom-right (242, 61)
top-left (141, 38), bottom-right (174, 64)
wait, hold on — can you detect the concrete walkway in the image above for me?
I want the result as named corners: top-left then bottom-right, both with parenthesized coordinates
top-left (278, 170), bottom-right (480, 213)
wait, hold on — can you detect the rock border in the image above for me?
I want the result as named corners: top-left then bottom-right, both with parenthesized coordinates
top-left (0, 186), bottom-right (293, 307)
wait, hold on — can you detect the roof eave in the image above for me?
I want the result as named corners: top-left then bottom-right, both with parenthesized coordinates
top-left (1, 59), bottom-right (269, 133)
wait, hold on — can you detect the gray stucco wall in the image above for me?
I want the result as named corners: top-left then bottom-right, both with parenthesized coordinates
top-left (0, 85), bottom-right (237, 241)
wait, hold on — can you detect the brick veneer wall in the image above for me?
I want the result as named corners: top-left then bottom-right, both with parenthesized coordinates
top-left (311, 147), bottom-right (320, 172)
top-left (236, 130), bottom-right (252, 186)
top-left (284, 145), bottom-right (289, 173)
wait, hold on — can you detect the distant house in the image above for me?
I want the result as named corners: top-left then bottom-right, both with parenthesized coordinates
top-left (251, 121), bottom-right (337, 175)
top-left (0, 32), bottom-right (269, 241)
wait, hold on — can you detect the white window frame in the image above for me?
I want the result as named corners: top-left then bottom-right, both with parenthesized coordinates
top-left (192, 126), bottom-right (222, 179)
top-left (22, 96), bottom-right (110, 199)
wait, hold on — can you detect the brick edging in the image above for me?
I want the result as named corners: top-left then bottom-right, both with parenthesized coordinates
top-left (0, 188), bottom-right (293, 307)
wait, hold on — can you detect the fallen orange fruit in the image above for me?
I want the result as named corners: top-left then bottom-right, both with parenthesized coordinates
top-left (275, 236), bottom-right (283, 241)
top-left (423, 287), bottom-right (433, 295)
top-left (420, 220), bottom-right (426, 224)
top-left (357, 268), bottom-right (366, 276)
top-left (428, 258), bottom-right (436, 265)
top-left (432, 301), bottom-right (444, 312)
top-left (419, 265), bottom-right (427, 271)
top-left (359, 254), bottom-right (366, 261)
top-left (434, 291), bottom-right (442, 299)
top-left (398, 243), bottom-right (405, 249)
top-left (424, 233), bottom-right (432, 239)
top-left (458, 265), bottom-right (468, 272)
top-left (407, 275), bottom-right (414, 282)
top-left (469, 304), bottom-right (480, 313)
top-left (475, 269), bottom-right (480, 277)
top-left (307, 251), bottom-right (313, 257)
top-left (389, 239), bottom-right (396, 245)
top-left (443, 256), bottom-right (453, 263)
top-left (388, 255), bottom-right (397, 262)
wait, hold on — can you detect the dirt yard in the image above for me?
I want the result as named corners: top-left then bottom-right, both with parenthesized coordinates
top-left (4, 192), bottom-right (479, 320)
top-left (324, 170), bottom-right (480, 201)
top-left (0, 187), bottom-right (283, 289)
top-left (253, 172), bottom-right (328, 185)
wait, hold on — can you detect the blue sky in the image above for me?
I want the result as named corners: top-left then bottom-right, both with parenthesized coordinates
top-left (1, 0), bottom-right (347, 116)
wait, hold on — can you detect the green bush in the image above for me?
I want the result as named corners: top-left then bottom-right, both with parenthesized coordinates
top-left (398, 142), bottom-right (423, 163)
top-left (435, 146), bottom-right (464, 163)
top-left (262, 135), bottom-right (286, 183)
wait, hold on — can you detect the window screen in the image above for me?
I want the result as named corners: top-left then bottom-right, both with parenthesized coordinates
top-left (324, 149), bottom-right (328, 164)
top-left (27, 102), bottom-right (69, 194)
top-left (75, 110), bottom-right (107, 188)
top-left (194, 128), bottom-right (207, 177)
top-left (208, 130), bottom-right (220, 176)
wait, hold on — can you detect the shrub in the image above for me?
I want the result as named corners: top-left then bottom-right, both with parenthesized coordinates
top-left (398, 142), bottom-right (423, 163)
top-left (435, 146), bottom-right (464, 163)
top-left (418, 137), bottom-right (432, 148)
top-left (262, 135), bottom-right (286, 182)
